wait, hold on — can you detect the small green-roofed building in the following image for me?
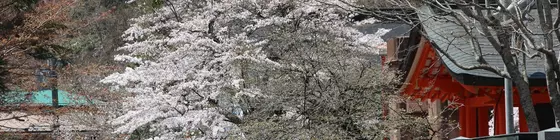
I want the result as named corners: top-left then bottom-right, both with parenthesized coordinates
top-left (2, 90), bottom-right (95, 106)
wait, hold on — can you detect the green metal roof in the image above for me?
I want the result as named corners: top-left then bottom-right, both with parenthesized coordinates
top-left (3, 90), bottom-right (94, 106)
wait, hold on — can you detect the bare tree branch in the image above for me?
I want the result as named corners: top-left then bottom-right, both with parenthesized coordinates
top-left (510, 47), bottom-right (541, 58)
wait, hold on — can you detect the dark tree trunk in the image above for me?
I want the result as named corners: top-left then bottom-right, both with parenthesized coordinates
top-left (536, 0), bottom-right (560, 127)
top-left (544, 55), bottom-right (560, 127)
top-left (496, 28), bottom-right (540, 131)
top-left (501, 48), bottom-right (540, 131)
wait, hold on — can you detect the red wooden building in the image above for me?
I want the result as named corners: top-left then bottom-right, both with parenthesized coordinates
top-left (381, 5), bottom-right (557, 139)
top-left (386, 37), bottom-right (553, 138)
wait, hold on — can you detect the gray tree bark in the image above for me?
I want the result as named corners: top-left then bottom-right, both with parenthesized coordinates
top-left (536, 0), bottom-right (560, 127)
top-left (501, 46), bottom-right (541, 131)
top-left (495, 27), bottom-right (540, 131)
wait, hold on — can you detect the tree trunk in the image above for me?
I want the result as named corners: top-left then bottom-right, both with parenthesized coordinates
top-left (544, 56), bottom-right (560, 127)
top-left (496, 27), bottom-right (540, 131)
top-left (501, 47), bottom-right (540, 131)
top-left (536, 0), bottom-right (560, 127)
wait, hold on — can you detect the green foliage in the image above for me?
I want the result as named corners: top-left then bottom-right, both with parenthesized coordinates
top-left (41, 20), bottom-right (68, 30)
top-left (125, 63), bottom-right (140, 68)
top-left (60, 34), bottom-right (99, 53)
top-left (128, 124), bottom-right (157, 140)
top-left (151, 0), bottom-right (164, 8)
top-left (25, 45), bottom-right (71, 69)
top-left (13, 0), bottom-right (39, 11)
top-left (61, 0), bottom-right (156, 64)
top-left (124, 0), bottom-right (166, 13)
top-left (100, 0), bottom-right (127, 7)
top-left (27, 45), bottom-right (71, 60)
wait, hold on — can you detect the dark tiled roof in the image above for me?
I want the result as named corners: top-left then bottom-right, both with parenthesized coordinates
top-left (417, 6), bottom-right (555, 86)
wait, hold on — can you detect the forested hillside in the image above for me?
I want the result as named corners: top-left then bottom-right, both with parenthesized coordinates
top-left (0, 0), bottom-right (151, 139)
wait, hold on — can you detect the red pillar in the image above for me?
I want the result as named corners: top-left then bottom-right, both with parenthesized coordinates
top-left (477, 107), bottom-right (490, 136)
top-left (465, 106), bottom-right (478, 137)
top-left (519, 107), bottom-right (529, 132)
top-left (459, 106), bottom-right (467, 136)
top-left (495, 103), bottom-right (506, 135)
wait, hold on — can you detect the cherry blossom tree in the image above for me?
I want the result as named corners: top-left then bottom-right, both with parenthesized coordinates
top-left (102, 0), bottom-right (389, 139)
